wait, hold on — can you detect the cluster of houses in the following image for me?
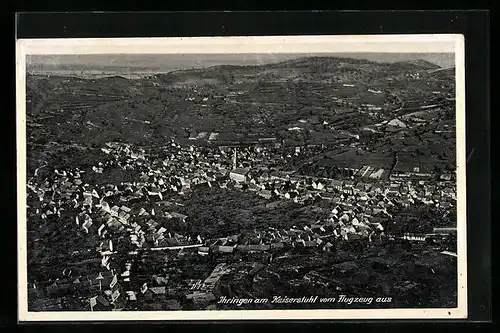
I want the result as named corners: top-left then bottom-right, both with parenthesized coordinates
top-left (194, 199), bottom-right (387, 258)
top-left (27, 139), bottom-right (456, 311)
top-left (28, 268), bottom-right (132, 311)
top-left (226, 159), bottom-right (455, 216)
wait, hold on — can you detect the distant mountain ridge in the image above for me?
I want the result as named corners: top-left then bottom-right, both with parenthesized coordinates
top-left (268, 56), bottom-right (376, 67)
top-left (174, 56), bottom-right (442, 74)
top-left (391, 59), bottom-right (442, 69)
top-left (28, 56), bottom-right (443, 78)
top-left (148, 56), bottom-right (443, 85)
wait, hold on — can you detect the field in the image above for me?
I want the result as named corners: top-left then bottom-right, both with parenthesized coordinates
top-left (27, 56), bottom-right (456, 175)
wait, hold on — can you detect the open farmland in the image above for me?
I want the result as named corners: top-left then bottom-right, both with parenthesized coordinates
top-left (27, 56), bottom-right (456, 176)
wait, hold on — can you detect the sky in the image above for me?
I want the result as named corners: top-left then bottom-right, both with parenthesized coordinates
top-left (27, 53), bottom-right (455, 73)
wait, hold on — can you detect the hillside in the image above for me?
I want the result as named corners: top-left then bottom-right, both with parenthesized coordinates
top-left (389, 59), bottom-right (441, 70)
top-left (429, 67), bottom-right (455, 79)
top-left (26, 56), bottom-right (456, 172)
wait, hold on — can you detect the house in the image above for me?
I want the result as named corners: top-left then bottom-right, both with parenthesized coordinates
top-left (198, 247), bottom-right (210, 256)
top-left (387, 118), bottom-right (407, 128)
top-left (146, 219), bottom-right (159, 228)
top-left (147, 188), bottom-right (163, 200)
top-left (227, 234), bottom-right (239, 243)
top-left (248, 183), bottom-right (261, 192)
top-left (46, 280), bottom-right (71, 297)
top-left (401, 199), bottom-right (412, 207)
top-left (270, 242), bottom-right (285, 249)
top-left (304, 240), bottom-right (317, 247)
top-left (143, 286), bottom-right (166, 301)
top-left (439, 201), bottom-right (453, 210)
top-left (229, 168), bottom-right (250, 183)
top-left (152, 275), bottom-right (170, 286)
top-left (100, 200), bottom-right (111, 214)
top-left (208, 132), bottom-right (219, 141)
top-left (340, 213), bottom-right (350, 222)
top-left (179, 185), bottom-right (192, 195)
top-left (351, 217), bottom-right (362, 226)
top-left (284, 191), bottom-right (299, 200)
top-left (238, 244), bottom-right (270, 252)
top-left (259, 190), bottom-right (273, 199)
top-left (354, 182), bottom-right (366, 194)
top-left (402, 233), bottom-right (426, 242)
top-left (149, 286), bottom-right (167, 295)
top-left (83, 192), bottom-right (93, 206)
top-left (312, 179), bottom-right (326, 191)
top-left (217, 245), bottom-right (235, 253)
top-left (310, 225), bottom-right (322, 233)
top-left (387, 183), bottom-right (401, 194)
top-left (170, 212), bottom-right (188, 223)
top-left (343, 180), bottom-right (355, 191)
top-left (440, 174), bottom-right (452, 181)
top-left (328, 179), bottom-right (344, 191)
top-left (125, 291), bottom-right (137, 301)
top-left (196, 132), bottom-right (208, 140)
top-left (89, 295), bottom-right (113, 311)
top-left (110, 289), bottom-right (121, 303)
top-left (94, 271), bottom-right (118, 290)
top-left (156, 227), bottom-right (167, 236)
top-left (98, 239), bottom-right (114, 254)
top-left (120, 205), bottom-right (131, 213)
top-left (323, 242), bottom-right (334, 251)
top-left (356, 166), bottom-right (372, 178)
top-left (432, 227), bottom-right (457, 235)
top-left (369, 168), bottom-right (385, 179)
top-left (189, 132), bottom-right (199, 142)
top-left (371, 184), bottom-right (384, 194)
top-left (82, 217), bottom-right (93, 234)
top-left (118, 210), bottom-right (131, 224)
top-left (106, 218), bottom-right (125, 233)
top-left (110, 205), bottom-right (120, 217)
top-left (400, 185), bottom-right (409, 195)
top-left (441, 187), bottom-right (456, 199)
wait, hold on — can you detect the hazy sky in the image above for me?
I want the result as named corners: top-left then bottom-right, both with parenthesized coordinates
top-left (27, 53), bottom-right (455, 72)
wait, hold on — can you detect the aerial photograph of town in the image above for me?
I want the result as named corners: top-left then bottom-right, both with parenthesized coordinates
top-left (23, 51), bottom-right (458, 312)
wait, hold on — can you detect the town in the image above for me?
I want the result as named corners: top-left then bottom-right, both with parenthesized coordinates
top-left (26, 138), bottom-right (457, 311)
top-left (25, 55), bottom-right (458, 311)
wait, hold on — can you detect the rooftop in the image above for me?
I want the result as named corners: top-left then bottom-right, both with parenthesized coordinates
top-left (230, 168), bottom-right (250, 175)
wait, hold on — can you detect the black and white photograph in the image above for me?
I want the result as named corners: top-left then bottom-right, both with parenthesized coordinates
top-left (16, 35), bottom-right (467, 321)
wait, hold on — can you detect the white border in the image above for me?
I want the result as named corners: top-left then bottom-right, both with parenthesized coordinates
top-left (16, 35), bottom-right (467, 321)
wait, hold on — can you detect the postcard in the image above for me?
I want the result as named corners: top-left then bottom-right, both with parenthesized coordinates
top-left (16, 35), bottom-right (466, 321)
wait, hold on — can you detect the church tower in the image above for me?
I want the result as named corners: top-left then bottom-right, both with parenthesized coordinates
top-left (232, 148), bottom-right (237, 170)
